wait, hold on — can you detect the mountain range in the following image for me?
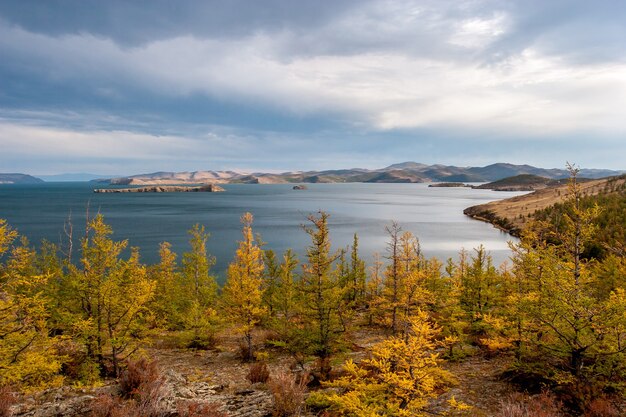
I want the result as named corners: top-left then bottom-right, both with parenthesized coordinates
top-left (94, 163), bottom-right (624, 185)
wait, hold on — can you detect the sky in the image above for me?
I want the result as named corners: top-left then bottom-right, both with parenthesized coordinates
top-left (0, 0), bottom-right (625, 175)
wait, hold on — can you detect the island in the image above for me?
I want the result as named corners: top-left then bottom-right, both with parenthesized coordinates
top-left (428, 182), bottom-right (471, 188)
top-left (94, 184), bottom-right (225, 193)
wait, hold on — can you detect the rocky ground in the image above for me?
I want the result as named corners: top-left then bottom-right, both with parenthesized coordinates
top-left (9, 328), bottom-right (518, 417)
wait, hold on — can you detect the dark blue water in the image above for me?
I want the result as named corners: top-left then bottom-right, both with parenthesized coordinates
top-left (0, 182), bottom-right (525, 279)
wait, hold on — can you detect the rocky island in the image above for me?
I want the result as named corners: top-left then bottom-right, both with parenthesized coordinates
top-left (94, 184), bottom-right (225, 193)
top-left (428, 182), bottom-right (471, 188)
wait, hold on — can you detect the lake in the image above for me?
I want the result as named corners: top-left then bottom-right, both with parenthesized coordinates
top-left (0, 182), bottom-right (526, 279)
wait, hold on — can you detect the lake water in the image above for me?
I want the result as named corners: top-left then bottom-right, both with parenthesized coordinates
top-left (0, 182), bottom-right (526, 279)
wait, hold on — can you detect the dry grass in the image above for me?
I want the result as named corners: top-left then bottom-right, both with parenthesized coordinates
top-left (177, 401), bottom-right (228, 417)
top-left (246, 362), bottom-right (270, 384)
top-left (268, 372), bottom-right (307, 417)
top-left (583, 397), bottom-right (622, 417)
top-left (497, 391), bottom-right (564, 417)
top-left (119, 358), bottom-right (163, 400)
top-left (0, 386), bottom-right (15, 417)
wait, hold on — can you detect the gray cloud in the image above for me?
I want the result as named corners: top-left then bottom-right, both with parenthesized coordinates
top-left (0, 0), bottom-right (625, 173)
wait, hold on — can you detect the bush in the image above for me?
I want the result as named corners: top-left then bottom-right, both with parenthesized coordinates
top-left (583, 397), bottom-right (621, 417)
top-left (119, 358), bottom-right (161, 399)
top-left (246, 362), bottom-right (270, 384)
top-left (55, 338), bottom-right (87, 381)
top-left (181, 331), bottom-right (217, 351)
top-left (497, 391), bottom-right (564, 417)
top-left (0, 386), bottom-right (15, 417)
top-left (268, 372), bottom-right (307, 417)
top-left (118, 358), bottom-right (165, 417)
top-left (177, 401), bottom-right (228, 417)
top-left (89, 394), bottom-right (137, 417)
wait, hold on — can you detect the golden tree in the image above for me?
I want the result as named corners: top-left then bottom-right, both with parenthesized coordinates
top-left (0, 223), bottom-right (61, 388)
top-left (65, 215), bottom-right (154, 378)
top-left (322, 310), bottom-right (454, 416)
top-left (511, 166), bottom-right (626, 403)
top-left (299, 211), bottom-right (346, 378)
top-left (222, 212), bottom-right (266, 361)
top-left (179, 223), bottom-right (219, 349)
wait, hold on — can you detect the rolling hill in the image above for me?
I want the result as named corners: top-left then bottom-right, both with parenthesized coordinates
top-left (94, 163), bottom-right (624, 185)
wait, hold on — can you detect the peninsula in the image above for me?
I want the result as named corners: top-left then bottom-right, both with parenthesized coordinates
top-left (464, 175), bottom-right (626, 235)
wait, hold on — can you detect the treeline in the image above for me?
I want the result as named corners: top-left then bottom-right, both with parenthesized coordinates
top-left (1, 170), bottom-right (626, 415)
top-left (534, 174), bottom-right (626, 259)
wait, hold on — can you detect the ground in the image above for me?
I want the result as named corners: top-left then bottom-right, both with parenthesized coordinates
top-left (9, 327), bottom-right (521, 417)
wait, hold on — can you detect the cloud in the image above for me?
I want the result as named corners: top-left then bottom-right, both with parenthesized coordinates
top-left (0, 0), bottom-right (625, 172)
top-left (3, 15), bottom-right (626, 136)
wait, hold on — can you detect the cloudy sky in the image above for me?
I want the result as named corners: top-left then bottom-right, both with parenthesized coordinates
top-left (1, 0), bottom-right (625, 175)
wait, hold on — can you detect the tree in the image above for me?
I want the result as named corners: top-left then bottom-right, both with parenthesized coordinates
top-left (65, 215), bottom-right (154, 378)
top-left (511, 166), bottom-right (626, 404)
top-left (221, 213), bottom-right (266, 361)
top-left (378, 225), bottom-right (431, 337)
top-left (347, 234), bottom-right (367, 308)
top-left (148, 242), bottom-right (180, 329)
top-left (382, 222), bottom-right (403, 334)
top-left (178, 224), bottom-right (219, 348)
top-left (459, 245), bottom-right (500, 335)
top-left (268, 249), bottom-right (299, 340)
top-left (321, 310), bottom-right (454, 416)
top-left (0, 226), bottom-right (61, 388)
top-left (181, 224), bottom-right (217, 307)
top-left (299, 211), bottom-right (346, 378)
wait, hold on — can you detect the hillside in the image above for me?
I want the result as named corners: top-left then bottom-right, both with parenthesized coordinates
top-left (473, 174), bottom-right (555, 191)
top-left (94, 163), bottom-right (624, 185)
top-left (464, 175), bottom-right (626, 236)
top-left (0, 173), bottom-right (44, 184)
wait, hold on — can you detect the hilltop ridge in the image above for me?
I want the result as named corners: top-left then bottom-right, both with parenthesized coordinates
top-left (0, 173), bottom-right (44, 184)
top-left (93, 162), bottom-right (623, 186)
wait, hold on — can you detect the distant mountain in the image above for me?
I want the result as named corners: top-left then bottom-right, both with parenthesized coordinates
top-left (0, 173), bottom-right (44, 184)
top-left (38, 173), bottom-right (115, 182)
top-left (94, 162), bottom-right (625, 186)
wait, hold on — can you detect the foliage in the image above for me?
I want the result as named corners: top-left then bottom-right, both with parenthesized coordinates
top-left (0, 229), bottom-right (61, 389)
top-left (508, 167), bottom-right (626, 407)
top-left (63, 215), bottom-right (155, 378)
top-left (221, 212), bottom-right (266, 361)
top-left (298, 211), bottom-right (347, 379)
top-left (534, 174), bottom-right (626, 259)
top-left (177, 224), bottom-right (220, 350)
top-left (322, 311), bottom-right (453, 417)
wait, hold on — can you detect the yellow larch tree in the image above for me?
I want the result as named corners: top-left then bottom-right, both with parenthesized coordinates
top-left (0, 221), bottom-right (61, 388)
top-left (322, 310), bottom-right (454, 417)
top-left (221, 212), bottom-right (266, 361)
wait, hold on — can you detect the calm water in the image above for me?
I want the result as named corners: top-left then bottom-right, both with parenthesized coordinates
top-left (0, 182), bottom-right (526, 279)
